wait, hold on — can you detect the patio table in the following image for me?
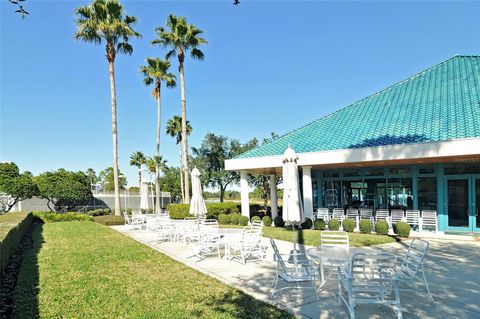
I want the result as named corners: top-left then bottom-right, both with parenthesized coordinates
top-left (219, 228), bottom-right (244, 259)
top-left (307, 246), bottom-right (351, 289)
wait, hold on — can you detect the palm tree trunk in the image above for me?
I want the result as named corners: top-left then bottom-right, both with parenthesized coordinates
top-left (138, 169), bottom-right (142, 191)
top-left (178, 142), bottom-right (185, 202)
top-left (155, 92), bottom-right (161, 212)
top-left (179, 62), bottom-right (190, 203)
top-left (109, 60), bottom-right (121, 216)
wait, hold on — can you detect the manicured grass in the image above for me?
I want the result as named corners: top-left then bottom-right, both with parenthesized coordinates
top-left (220, 225), bottom-right (397, 247)
top-left (13, 222), bottom-right (293, 319)
top-left (0, 211), bottom-right (30, 240)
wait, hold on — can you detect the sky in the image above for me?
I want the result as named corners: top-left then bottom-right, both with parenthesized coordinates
top-left (1, 0), bottom-right (479, 187)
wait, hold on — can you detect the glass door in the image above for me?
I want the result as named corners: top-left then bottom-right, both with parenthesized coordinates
top-left (446, 176), bottom-right (480, 233)
top-left (474, 178), bottom-right (480, 233)
top-left (446, 178), bottom-right (470, 231)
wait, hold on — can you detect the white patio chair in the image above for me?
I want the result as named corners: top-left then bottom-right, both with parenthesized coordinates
top-left (228, 228), bottom-right (266, 265)
top-left (270, 238), bottom-right (319, 298)
top-left (360, 208), bottom-right (374, 224)
top-left (318, 231), bottom-right (349, 284)
top-left (390, 209), bottom-right (406, 225)
top-left (338, 253), bottom-right (402, 319)
top-left (375, 209), bottom-right (390, 229)
top-left (154, 222), bottom-right (174, 242)
top-left (316, 208), bottom-right (330, 222)
top-left (195, 222), bottom-right (221, 262)
top-left (123, 211), bottom-right (143, 230)
top-left (405, 210), bottom-right (420, 231)
top-left (346, 208), bottom-right (359, 231)
top-left (420, 210), bottom-right (438, 233)
top-left (250, 220), bottom-right (263, 234)
top-left (395, 238), bottom-right (434, 302)
top-left (332, 208), bottom-right (345, 224)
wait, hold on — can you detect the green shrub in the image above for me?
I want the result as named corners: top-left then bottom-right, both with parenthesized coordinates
top-left (274, 216), bottom-right (285, 227)
top-left (251, 216), bottom-right (261, 223)
top-left (342, 218), bottom-right (355, 232)
top-left (395, 221), bottom-right (411, 238)
top-left (167, 202), bottom-right (239, 220)
top-left (32, 211), bottom-right (93, 223)
top-left (301, 217), bottom-right (313, 229)
top-left (87, 208), bottom-right (111, 216)
top-left (218, 213), bottom-right (231, 225)
top-left (262, 216), bottom-right (272, 227)
top-left (375, 221), bottom-right (389, 235)
top-left (328, 219), bottom-right (340, 231)
top-left (0, 212), bottom-right (33, 273)
top-left (93, 215), bottom-right (125, 226)
top-left (239, 216), bottom-right (249, 226)
top-left (359, 220), bottom-right (373, 234)
top-left (230, 213), bottom-right (240, 225)
top-left (314, 219), bottom-right (326, 230)
top-left (103, 208), bottom-right (111, 215)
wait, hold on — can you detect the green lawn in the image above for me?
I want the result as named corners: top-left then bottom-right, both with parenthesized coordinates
top-left (220, 225), bottom-right (397, 247)
top-left (13, 222), bottom-right (293, 319)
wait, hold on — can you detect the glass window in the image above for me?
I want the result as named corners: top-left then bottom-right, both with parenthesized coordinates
top-left (342, 181), bottom-right (367, 208)
top-left (322, 171), bottom-right (339, 178)
top-left (418, 177), bottom-right (437, 210)
top-left (419, 166), bottom-right (435, 175)
top-left (323, 181), bottom-right (341, 210)
top-left (364, 179), bottom-right (387, 210)
top-left (389, 167), bottom-right (410, 175)
top-left (343, 170), bottom-right (362, 177)
top-left (365, 168), bottom-right (384, 176)
top-left (444, 163), bottom-right (480, 174)
top-left (387, 178), bottom-right (413, 210)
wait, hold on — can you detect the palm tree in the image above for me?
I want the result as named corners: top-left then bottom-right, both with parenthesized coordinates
top-left (166, 115), bottom-right (191, 203)
top-left (130, 151), bottom-right (147, 188)
top-left (139, 58), bottom-right (176, 212)
top-left (152, 15), bottom-right (206, 203)
top-left (74, 0), bottom-right (141, 216)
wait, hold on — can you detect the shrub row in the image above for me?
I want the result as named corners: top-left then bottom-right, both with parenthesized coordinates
top-left (32, 211), bottom-right (93, 223)
top-left (86, 208), bottom-right (111, 216)
top-left (167, 202), bottom-right (239, 220)
top-left (0, 212), bottom-right (33, 274)
top-left (218, 213), bottom-right (249, 226)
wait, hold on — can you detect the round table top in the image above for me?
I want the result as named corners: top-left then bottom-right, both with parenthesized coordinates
top-left (307, 246), bottom-right (350, 262)
top-left (219, 228), bottom-right (244, 235)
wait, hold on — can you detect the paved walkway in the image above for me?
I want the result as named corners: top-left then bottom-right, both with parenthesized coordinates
top-left (112, 225), bottom-right (480, 319)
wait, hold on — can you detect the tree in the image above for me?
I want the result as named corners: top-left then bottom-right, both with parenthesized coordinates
top-left (192, 133), bottom-right (256, 202)
top-left (85, 168), bottom-right (98, 184)
top-left (34, 169), bottom-right (93, 212)
top-left (130, 151), bottom-right (146, 188)
top-left (0, 162), bottom-right (38, 213)
top-left (152, 15), bottom-right (207, 204)
top-left (99, 167), bottom-right (127, 192)
top-left (74, 0), bottom-right (141, 216)
top-left (166, 115), bottom-right (191, 202)
top-left (159, 167), bottom-right (183, 202)
top-left (139, 58), bottom-right (176, 212)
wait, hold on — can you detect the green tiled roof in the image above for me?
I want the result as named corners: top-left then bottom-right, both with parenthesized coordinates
top-left (237, 55), bottom-right (480, 159)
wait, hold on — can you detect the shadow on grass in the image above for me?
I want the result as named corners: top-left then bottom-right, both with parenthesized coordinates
top-left (11, 223), bottom-right (44, 319)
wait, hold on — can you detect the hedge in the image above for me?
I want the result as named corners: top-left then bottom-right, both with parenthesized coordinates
top-left (342, 218), bottom-right (355, 232)
top-left (359, 220), bottom-right (373, 234)
top-left (32, 211), bottom-right (93, 223)
top-left (375, 221), bottom-right (389, 235)
top-left (395, 221), bottom-right (411, 238)
top-left (328, 219), bottom-right (341, 231)
top-left (314, 219), bottom-right (326, 230)
top-left (167, 202), bottom-right (239, 220)
top-left (0, 212), bottom-right (33, 274)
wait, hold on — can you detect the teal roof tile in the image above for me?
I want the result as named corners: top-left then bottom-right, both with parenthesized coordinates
top-left (237, 55), bottom-right (480, 159)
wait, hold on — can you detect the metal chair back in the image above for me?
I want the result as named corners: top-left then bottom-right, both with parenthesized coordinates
top-left (421, 210), bottom-right (438, 232)
top-left (375, 209), bottom-right (389, 222)
top-left (360, 208), bottom-right (373, 220)
top-left (346, 208), bottom-right (358, 220)
top-left (320, 231), bottom-right (349, 248)
top-left (390, 209), bottom-right (405, 224)
top-left (405, 210), bottom-right (420, 227)
top-left (316, 208), bottom-right (329, 221)
top-left (332, 208), bottom-right (345, 220)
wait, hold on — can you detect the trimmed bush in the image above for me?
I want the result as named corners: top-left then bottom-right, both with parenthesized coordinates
top-left (93, 215), bottom-right (125, 226)
top-left (342, 218), bottom-right (355, 232)
top-left (239, 216), bottom-right (249, 226)
top-left (0, 212), bottom-right (33, 274)
top-left (230, 213), bottom-right (240, 225)
top-left (395, 221), bottom-right (411, 238)
top-left (359, 220), bottom-right (373, 234)
top-left (251, 216), bottom-right (261, 223)
top-left (274, 216), bottom-right (285, 228)
top-left (328, 219), bottom-right (340, 231)
top-left (218, 213), bottom-right (231, 225)
top-left (32, 211), bottom-right (93, 223)
top-left (87, 208), bottom-right (111, 216)
top-left (262, 216), bottom-right (272, 227)
top-left (375, 221), bottom-right (389, 235)
top-left (301, 217), bottom-right (313, 229)
top-left (169, 209), bottom-right (192, 220)
top-left (314, 219), bottom-right (326, 230)
top-left (167, 202), bottom-right (239, 220)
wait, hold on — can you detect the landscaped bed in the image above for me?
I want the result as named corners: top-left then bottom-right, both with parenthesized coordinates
top-left (13, 221), bottom-right (293, 319)
top-left (220, 225), bottom-right (397, 247)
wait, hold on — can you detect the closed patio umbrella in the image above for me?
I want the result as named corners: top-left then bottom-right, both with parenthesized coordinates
top-left (282, 146), bottom-right (304, 249)
top-left (189, 167), bottom-right (207, 217)
top-left (140, 180), bottom-right (150, 210)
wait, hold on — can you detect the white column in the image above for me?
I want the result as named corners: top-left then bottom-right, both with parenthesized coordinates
top-left (302, 166), bottom-right (314, 219)
top-left (269, 174), bottom-right (278, 222)
top-left (240, 171), bottom-right (250, 217)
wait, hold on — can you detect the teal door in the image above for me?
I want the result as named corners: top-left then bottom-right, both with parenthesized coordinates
top-left (445, 176), bottom-right (480, 233)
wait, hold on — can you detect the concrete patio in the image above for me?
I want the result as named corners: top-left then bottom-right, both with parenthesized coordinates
top-left (113, 225), bottom-right (480, 319)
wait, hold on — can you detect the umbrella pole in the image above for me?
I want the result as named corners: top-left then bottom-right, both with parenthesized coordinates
top-left (292, 224), bottom-right (296, 251)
